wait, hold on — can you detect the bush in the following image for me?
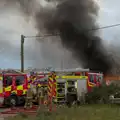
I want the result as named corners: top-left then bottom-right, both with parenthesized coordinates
top-left (85, 83), bottom-right (120, 104)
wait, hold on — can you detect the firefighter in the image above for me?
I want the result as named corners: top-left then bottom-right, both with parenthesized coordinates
top-left (37, 86), bottom-right (44, 111)
top-left (44, 87), bottom-right (48, 107)
top-left (37, 86), bottom-right (48, 111)
top-left (24, 84), bottom-right (33, 109)
top-left (81, 88), bottom-right (85, 104)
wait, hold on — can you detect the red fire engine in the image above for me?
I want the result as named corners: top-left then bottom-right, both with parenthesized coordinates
top-left (75, 71), bottom-right (103, 91)
top-left (0, 69), bottom-right (103, 107)
top-left (0, 73), bottom-right (28, 106)
top-left (0, 71), bottom-right (50, 106)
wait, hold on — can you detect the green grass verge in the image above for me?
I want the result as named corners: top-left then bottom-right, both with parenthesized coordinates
top-left (7, 104), bottom-right (120, 120)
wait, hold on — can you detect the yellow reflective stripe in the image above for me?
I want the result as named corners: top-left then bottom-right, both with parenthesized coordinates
top-left (11, 90), bottom-right (17, 94)
top-left (38, 84), bottom-right (41, 87)
top-left (56, 76), bottom-right (88, 79)
top-left (48, 92), bottom-right (51, 96)
top-left (40, 96), bottom-right (44, 98)
top-left (48, 88), bottom-right (52, 92)
top-left (23, 89), bottom-right (27, 95)
top-left (88, 83), bottom-right (93, 87)
top-left (48, 77), bottom-right (53, 81)
top-left (17, 85), bottom-right (23, 90)
top-left (48, 85), bottom-right (52, 93)
top-left (28, 84), bottom-right (30, 88)
top-left (5, 86), bottom-right (11, 91)
top-left (0, 77), bottom-right (3, 80)
top-left (33, 78), bottom-right (36, 81)
top-left (56, 76), bottom-right (59, 79)
top-left (88, 82), bottom-right (95, 87)
top-left (0, 89), bottom-right (3, 93)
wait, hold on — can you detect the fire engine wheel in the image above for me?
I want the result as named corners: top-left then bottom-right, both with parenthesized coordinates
top-left (9, 96), bottom-right (18, 106)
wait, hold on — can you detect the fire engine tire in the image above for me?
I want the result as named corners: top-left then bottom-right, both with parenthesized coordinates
top-left (9, 95), bottom-right (18, 106)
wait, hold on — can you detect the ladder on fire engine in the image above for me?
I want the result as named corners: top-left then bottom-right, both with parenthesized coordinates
top-left (54, 68), bottom-right (89, 103)
top-left (48, 68), bottom-right (89, 104)
top-left (56, 81), bottom-right (66, 103)
top-left (66, 79), bottom-right (78, 105)
top-left (67, 80), bottom-right (76, 94)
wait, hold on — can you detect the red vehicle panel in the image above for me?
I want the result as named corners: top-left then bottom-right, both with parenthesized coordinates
top-left (75, 71), bottom-right (102, 92)
top-left (87, 72), bottom-right (102, 92)
top-left (1, 74), bottom-right (28, 98)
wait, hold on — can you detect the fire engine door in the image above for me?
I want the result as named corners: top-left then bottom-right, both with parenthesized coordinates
top-left (0, 76), bottom-right (4, 104)
top-left (89, 74), bottom-right (95, 84)
top-left (0, 76), bottom-right (3, 94)
top-left (96, 74), bottom-right (103, 86)
top-left (88, 74), bottom-right (96, 87)
top-left (3, 76), bottom-right (13, 92)
top-left (77, 77), bottom-right (87, 101)
top-left (15, 76), bottom-right (25, 95)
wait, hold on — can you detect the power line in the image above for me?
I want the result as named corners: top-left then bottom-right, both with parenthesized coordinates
top-left (87, 23), bottom-right (120, 31)
top-left (24, 33), bottom-right (60, 38)
top-left (24, 23), bottom-right (120, 38)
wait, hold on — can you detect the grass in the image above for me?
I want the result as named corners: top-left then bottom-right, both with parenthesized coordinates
top-left (6, 104), bottom-right (120, 120)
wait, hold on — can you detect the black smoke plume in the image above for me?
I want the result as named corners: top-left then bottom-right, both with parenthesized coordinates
top-left (35, 0), bottom-right (112, 74)
top-left (1, 0), bottom-right (113, 73)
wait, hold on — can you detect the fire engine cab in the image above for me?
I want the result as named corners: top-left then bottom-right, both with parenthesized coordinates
top-left (0, 73), bottom-right (28, 106)
top-left (0, 71), bottom-right (50, 106)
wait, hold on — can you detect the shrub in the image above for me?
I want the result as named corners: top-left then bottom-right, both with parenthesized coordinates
top-left (85, 83), bottom-right (120, 104)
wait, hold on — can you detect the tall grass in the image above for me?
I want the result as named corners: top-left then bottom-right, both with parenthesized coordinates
top-left (7, 83), bottom-right (120, 120)
top-left (7, 105), bottom-right (120, 120)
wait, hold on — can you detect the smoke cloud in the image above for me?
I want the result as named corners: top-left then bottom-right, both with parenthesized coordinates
top-left (34, 0), bottom-right (112, 73)
top-left (0, 6), bottom-right (38, 68)
top-left (0, 0), bottom-right (114, 73)
top-left (0, 0), bottom-right (80, 69)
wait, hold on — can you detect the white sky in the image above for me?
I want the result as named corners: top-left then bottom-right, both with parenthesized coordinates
top-left (99, 0), bottom-right (120, 45)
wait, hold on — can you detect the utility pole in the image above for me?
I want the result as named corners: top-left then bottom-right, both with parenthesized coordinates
top-left (21, 35), bottom-right (25, 72)
top-left (61, 44), bottom-right (65, 70)
top-left (20, 34), bottom-right (59, 72)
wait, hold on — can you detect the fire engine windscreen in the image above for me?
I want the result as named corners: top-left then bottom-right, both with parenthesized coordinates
top-left (36, 0), bottom-right (112, 74)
